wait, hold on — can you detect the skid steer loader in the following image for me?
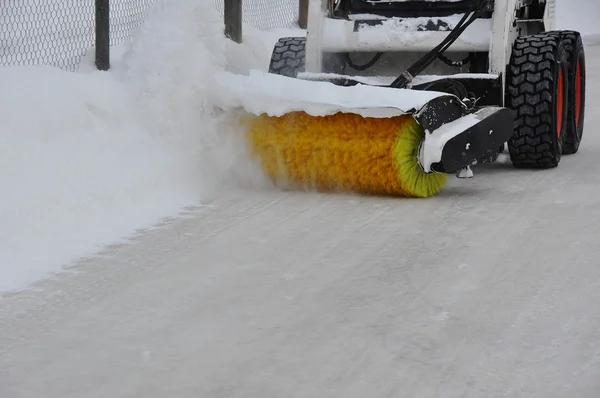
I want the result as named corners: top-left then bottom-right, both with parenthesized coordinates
top-left (227, 0), bottom-right (587, 197)
top-left (267, 0), bottom-right (586, 172)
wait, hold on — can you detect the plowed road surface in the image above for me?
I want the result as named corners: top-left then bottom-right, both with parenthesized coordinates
top-left (2, 42), bottom-right (600, 398)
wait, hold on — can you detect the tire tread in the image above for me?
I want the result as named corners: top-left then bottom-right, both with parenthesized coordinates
top-left (506, 33), bottom-right (566, 168)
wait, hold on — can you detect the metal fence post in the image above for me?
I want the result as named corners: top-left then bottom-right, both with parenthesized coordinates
top-left (298, 0), bottom-right (308, 29)
top-left (95, 0), bottom-right (110, 70)
top-left (224, 0), bottom-right (242, 43)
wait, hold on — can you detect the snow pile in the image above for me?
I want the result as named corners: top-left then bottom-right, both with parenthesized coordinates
top-left (0, 0), bottom-right (262, 294)
top-left (0, 65), bottom-right (196, 292)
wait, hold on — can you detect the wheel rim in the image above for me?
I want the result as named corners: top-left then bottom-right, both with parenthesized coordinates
top-left (557, 66), bottom-right (564, 138)
top-left (575, 58), bottom-right (583, 128)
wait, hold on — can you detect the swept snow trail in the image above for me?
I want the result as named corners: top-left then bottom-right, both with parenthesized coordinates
top-left (2, 44), bottom-right (600, 398)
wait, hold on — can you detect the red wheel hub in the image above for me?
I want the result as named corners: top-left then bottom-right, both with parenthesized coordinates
top-left (575, 58), bottom-right (583, 128)
top-left (557, 67), bottom-right (564, 138)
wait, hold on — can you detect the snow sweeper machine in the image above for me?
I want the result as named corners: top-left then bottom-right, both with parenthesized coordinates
top-left (238, 0), bottom-right (586, 198)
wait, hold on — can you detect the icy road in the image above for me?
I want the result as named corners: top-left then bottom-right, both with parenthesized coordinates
top-left (2, 43), bottom-right (600, 398)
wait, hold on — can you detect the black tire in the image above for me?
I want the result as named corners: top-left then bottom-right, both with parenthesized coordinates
top-left (555, 31), bottom-right (586, 154)
top-left (506, 33), bottom-right (570, 168)
top-left (269, 37), bottom-right (306, 77)
top-left (268, 37), bottom-right (346, 78)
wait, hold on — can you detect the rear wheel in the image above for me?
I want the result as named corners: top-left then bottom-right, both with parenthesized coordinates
top-left (506, 33), bottom-right (570, 168)
top-left (268, 37), bottom-right (346, 77)
top-left (269, 37), bottom-right (306, 77)
top-left (555, 31), bottom-right (586, 154)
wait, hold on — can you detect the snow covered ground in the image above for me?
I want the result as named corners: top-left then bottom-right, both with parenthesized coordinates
top-left (0, 0), bottom-right (598, 293)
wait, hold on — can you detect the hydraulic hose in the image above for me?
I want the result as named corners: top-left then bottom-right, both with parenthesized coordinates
top-left (389, 0), bottom-right (492, 89)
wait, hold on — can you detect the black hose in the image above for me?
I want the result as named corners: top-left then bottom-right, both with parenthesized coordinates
top-left (420, 79), bottom-right (469, 99)
top-left (345, 52), bottom-right (384, 71)
top-left (389, 0), bottom-right (491, 89)
top-left (437, 53), bottom-right (471, 67)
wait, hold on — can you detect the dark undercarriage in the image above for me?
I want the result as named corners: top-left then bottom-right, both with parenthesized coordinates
top-left (332, 0), bottom-right (495, 19)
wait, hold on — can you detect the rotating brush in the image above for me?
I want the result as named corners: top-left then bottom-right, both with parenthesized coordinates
top-left (246, 111), bottom-right (448, 198)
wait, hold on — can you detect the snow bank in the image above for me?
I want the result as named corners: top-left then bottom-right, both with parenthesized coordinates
top-left (0, 64), bottom-right (201, 293)
top-left (0, 0), bottom-right (263, 294)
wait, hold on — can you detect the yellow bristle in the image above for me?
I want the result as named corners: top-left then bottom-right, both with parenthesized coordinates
top-left (246, 111), bottom-right (448, 198)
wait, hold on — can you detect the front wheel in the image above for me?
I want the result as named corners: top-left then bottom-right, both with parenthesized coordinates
top-left (505, 33), bottom-right (570, 168)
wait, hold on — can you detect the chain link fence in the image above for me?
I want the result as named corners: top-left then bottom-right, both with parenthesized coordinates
top-left (0, 0), bottom-right (300, 71)
top-left (0, 0), bottom-right (94, 70)
top-left (213, 0), bottom-right (299, 31)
